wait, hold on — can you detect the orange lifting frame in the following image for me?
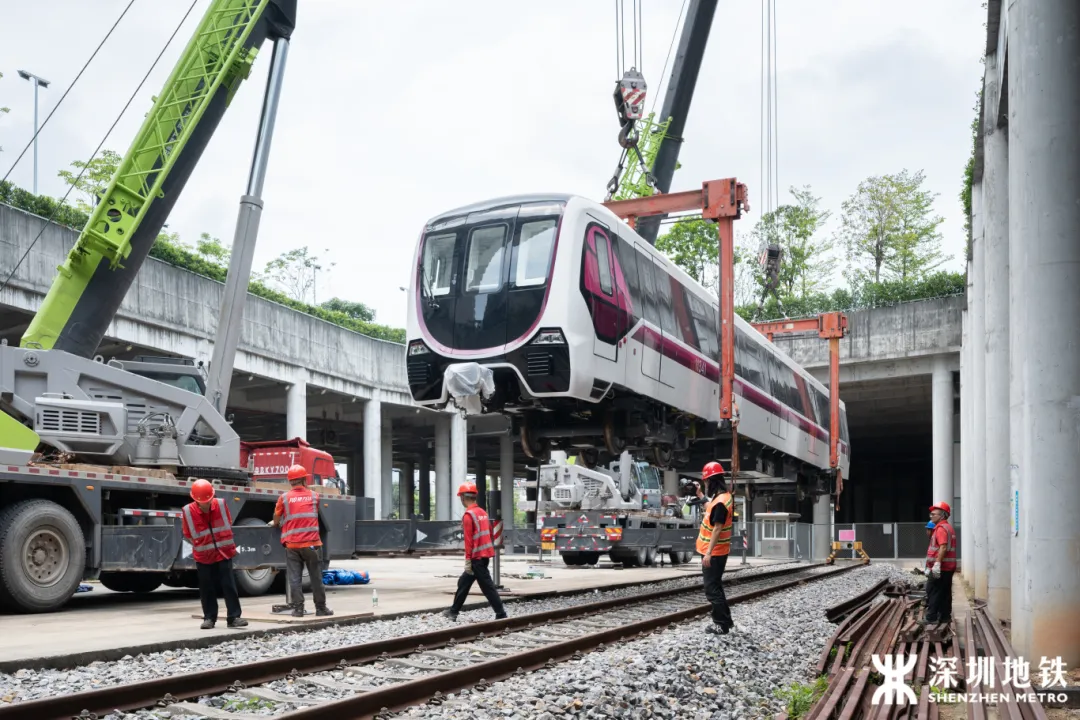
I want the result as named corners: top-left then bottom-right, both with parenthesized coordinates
top-left (603, 178), bottom-right (749, 426)
top-left (751, 312), bottom-right (849, 501)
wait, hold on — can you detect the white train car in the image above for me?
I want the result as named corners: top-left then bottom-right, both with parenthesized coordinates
top-left (405, 194), bottom-right (850, 488)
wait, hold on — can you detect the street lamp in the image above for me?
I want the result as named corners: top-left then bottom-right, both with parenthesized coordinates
top-left (17, 70), bottom-right (50, 195)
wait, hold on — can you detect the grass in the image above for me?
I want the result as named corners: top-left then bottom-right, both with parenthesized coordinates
top-left (774, 676), bottom-right (830, 718)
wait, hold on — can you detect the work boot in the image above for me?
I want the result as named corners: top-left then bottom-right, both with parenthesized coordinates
top-left (200, 619), bottom-right (215, 630)
top-left (291, 606), bottom-right (306, 618)
top-left (227, 618), bottom-right (248, 628)
top-left (441, 609), bottom-right (458, 621)
top-left (316, 606), bottom-right (334, 617)
top-left (495, 613), bottom-right (507, 620)
top-left (705, 623), bottom-right (729, 635)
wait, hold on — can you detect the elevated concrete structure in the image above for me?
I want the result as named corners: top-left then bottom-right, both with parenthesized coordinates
top-left (964, 0), bottom-right (1080, 667)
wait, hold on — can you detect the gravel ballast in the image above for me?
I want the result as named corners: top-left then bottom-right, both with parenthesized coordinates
top-left (389, 563), bottom-right (917, 720)
top-left (0, 561), bottom-right (805, 705)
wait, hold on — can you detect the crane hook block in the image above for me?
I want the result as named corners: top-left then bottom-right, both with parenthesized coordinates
top-left (613, 67), bottom-right (647, 123)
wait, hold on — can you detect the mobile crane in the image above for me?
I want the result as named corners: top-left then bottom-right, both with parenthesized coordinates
top-left (0, 0), bottom-right (374, 612)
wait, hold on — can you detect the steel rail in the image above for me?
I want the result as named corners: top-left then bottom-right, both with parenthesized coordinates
top-left (0, 563), bottom-right (839, 720)
top-left (279, 564), bottom-right (862, 720)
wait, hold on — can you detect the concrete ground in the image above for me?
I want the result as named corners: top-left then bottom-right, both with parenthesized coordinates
top-left (0, 554), bottom-right (785, 670)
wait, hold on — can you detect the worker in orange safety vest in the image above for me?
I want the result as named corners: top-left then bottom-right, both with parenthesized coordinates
top-left (268, 464), bottom-right (332, 617)
top-left (181, 479), bottom-right (248, 629)
top-left (924, 501), bottom-right (957, 624)
top-left (441, 483), bottom-right (507, 621)
top-left (695, 461), bottom-right (734, 634)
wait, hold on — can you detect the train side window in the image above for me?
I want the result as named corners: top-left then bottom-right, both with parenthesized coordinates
top-left (792, 375), bottom-right (814, 420)
top-left (674, 285), bottom-right (700, 350)
top-left (740, 336), bottom-right (768, 390)
top-left (421, 232), bottom-right (457, 297)
top-left (840, 408), bottom-right (850, 443)
top-left (511, 218), bottom-right (557, 288)
top-left (814, 386), bottom-right (831, 429)
top-left (595, 232), bottom-right (614, 296)
top-left (689, 295), bottom-right (714, 358)
top-left (465, 224), bottom-right (508, 293)
top-left (653, 262), bottom-right (679, 339)
top-left (637, 250), bottom-right (661, 326)
top-left (733, 331), bottom-right (748, 381)
top-left (614, 237), bottom-right (641, 310)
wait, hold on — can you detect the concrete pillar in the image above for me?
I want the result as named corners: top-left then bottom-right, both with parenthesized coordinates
top-left (961, 296), bottom-right (973, 582)
top-left (400, 460), bottom-right (414, 519)
top-left (1010, 0), bottom-right (1080, 666)
top-left (434, 414), bottom-right (451, 521)
top-left (475, 457), bottom-right (488, 510)
top-left (982, 52), bottom-right (1012, 620)
top-left (662, 470), bottom-right (678, 497)
top-left (970, 179), bottom-right (988, 598)
top-left (285, 378), bottom-right (307, 440)
top-left (931, 357), bottom-right (954, 510)
top-left (952, 410), bottom-right (961, 523)
top-left (813, 493), bottom-right (831, 560)
top-left (381, 421), bottom-right (393, 518)
top-left (500, 433), bottom-right (514, 530)
top-left (362, 398), bottom-right (382, 516)
top-left (418, 450), bottom-right (432, 520)
top-left (450, 412), bottom-right (467, 521)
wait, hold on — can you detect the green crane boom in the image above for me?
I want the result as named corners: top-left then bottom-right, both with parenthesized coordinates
top-left (21, 0), bottom-right (296, 358)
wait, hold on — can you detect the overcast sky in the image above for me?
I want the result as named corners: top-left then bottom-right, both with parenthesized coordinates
top-left (1, 1), bottom-right (986, 330)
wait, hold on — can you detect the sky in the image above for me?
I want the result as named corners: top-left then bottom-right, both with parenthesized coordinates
top-left (0, 1), bottom-right (987, 330)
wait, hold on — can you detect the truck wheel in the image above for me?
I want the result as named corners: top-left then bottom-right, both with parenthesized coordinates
top-left (680, 551), bottom-right (694, 564)
top-left (583, 552), bottom-right (600, 565)
top-left (561, 552), bottom-right (582, 566)
top-left (98, 572), bottom-right (164, 593)
top-left (0, 499), bottom-right (86, 613)
top-left (668, 551), bottom-right (683, 565)
top-left (644, 547), bottom-right (657, 566)
top-left (233, 518), bottom-right (277, 597)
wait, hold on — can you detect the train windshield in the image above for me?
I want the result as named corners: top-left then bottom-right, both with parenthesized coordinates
top-left (634, 463), bottom-right (661, 491)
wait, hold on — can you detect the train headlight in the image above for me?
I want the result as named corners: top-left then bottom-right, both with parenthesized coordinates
top-left (408, 341), bottom-right (430, 356)
top-left (531, 329), bottom-right (565, 345)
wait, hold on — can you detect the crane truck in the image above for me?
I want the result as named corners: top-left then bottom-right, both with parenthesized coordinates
top-left (0, 0), bottom-right (380, 613)
top-left (526, 452), bottom-right (699, 568)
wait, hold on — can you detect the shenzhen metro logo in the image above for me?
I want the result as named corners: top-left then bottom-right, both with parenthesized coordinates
top-left (869, 654), bottom-right (1070, 706)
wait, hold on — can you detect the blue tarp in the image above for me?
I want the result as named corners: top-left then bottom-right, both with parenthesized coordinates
top-left (322, 568), bottom-right (370, 585)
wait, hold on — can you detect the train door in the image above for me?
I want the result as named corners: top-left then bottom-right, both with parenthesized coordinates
top-left (418, 229), bottom-right (460, 349)
top-left (764, 354), bottom-right (790, 440)
top-left (584, 221), bottom-right (620, 362)
top-left (452, 206), bottom-right (517, 352)
top-left (635, 243), bottom-right (662, 383)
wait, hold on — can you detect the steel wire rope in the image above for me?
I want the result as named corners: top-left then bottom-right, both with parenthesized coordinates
top-left (0, 0), bottom-right (199, 301)
top-left (0, 0), bottom-right (138, 187)
top-left (648, 0), bottom-right (687, 118)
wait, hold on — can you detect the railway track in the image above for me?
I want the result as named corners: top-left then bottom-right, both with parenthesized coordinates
top-left (0, 563), bottom-right (863, 720)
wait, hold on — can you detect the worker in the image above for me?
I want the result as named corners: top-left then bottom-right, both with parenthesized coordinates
top-left (924, 501), bottom-right (957, 625)
top-left (925, 520), bottom-right (936, 539)
top-left (694, 461), bottom-right (734, 635)
top-left (268, 464), bottom-right (333, 617)
top-left (441, 482), bottom-right (507, 621)
top-left (181, 479), bottom-right (248, 630)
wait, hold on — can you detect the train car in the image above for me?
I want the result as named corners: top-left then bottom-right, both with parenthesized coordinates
top-left (405, 194), bottom-right (850, 491)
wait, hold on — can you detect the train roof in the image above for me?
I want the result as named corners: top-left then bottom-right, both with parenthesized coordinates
top-left (425, 194), bottom-right (574, 226)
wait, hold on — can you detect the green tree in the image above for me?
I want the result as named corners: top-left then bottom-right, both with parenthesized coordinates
top-left (191, 232), bottom-right (230, 264)
top-left (960, 89), bottom-right (982, 256)
top-left (655, 218), bottom-right (757, 304)
top-left (839, 169), bottom-right (946, 285)
top-left (0, 72), bottom-right (10, 153)
top-left (56, 150), bottom-right (122, 212)
top-left (262, 246), bottom-right (335, 304)
top-left (749, 185), bottom-right (833, 297)
top-left (320, 297), bottom-right (375, 322)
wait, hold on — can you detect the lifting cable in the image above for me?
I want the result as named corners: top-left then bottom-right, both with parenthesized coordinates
top-left (0, 0), bottom-right (199, 300)
top-left (756, 0), bottom-right (782, 317)
top-left (0, 0), bottom-right (138, 187)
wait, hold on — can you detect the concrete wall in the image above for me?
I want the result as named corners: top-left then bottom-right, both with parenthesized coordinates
top-left (0, 203), bottom-right (411, 403)
top-left (770, 296), bottom-right (963, 370)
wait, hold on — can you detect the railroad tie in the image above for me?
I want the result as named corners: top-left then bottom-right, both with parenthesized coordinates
top-left (238, 688), bottom-right (320, 706)
top-left (344, 665), bottom-right (434, 681)
top-left (161, 701), bottom-right (265, 719)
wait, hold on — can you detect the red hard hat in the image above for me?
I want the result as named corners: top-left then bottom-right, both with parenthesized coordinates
top-left (457, 482), bottom-right (478, 497)
top-left (190, 479), bottom-right (215, 503)
top-left (701, 461), bottom-right (725, 481)
top-left (287, 464), bottom-right (308, 482)
top-left (930, 501), bottom-right (952, 516)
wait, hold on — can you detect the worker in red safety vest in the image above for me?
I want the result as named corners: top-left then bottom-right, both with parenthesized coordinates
top-left (441, 483), bottom-right (507, 621)
top-left (924, 501), bottom-right (957, 625)
top-left (268, 464), bottom-right (332, 617)
top-left (181, 479), bottom-right (248, 629)
top-left (694, 461), bottom-right (734, 635)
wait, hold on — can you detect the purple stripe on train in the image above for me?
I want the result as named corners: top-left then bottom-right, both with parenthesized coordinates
top-left (627, 324), bottom-right (848, 454)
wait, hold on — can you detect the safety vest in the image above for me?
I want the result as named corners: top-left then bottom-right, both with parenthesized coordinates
top-left (464, 505), bottom-right (495, 560)
top-left (696, 492), bottom-right (734, 557)
top-left (182, 499), bottom-right (237, 564)
top-left (280, 486), bottom-right (321, 546)
top-left (927, 519), bottom-right (957, 572)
